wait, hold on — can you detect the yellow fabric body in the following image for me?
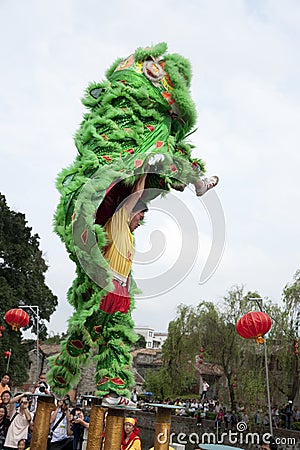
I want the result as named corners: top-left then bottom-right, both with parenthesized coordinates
top-left (104, 206), bottom-right (134, 279)
top-left (122, 436), bottom-right (141, 450)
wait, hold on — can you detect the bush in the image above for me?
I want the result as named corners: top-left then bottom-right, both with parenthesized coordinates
top-left (292, 421), bottom-right (300, 431)
top-left (205, 411), bottom-right (217, 421)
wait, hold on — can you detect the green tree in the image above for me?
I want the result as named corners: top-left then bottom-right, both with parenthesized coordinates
top-left (145, 282), bottom-right (300, 407)
top-left (162, 304), bottom-right (199, 395)
top-left (0, 193), bottom-right (58, 384)
top-left (195, 299), bottom-right (242, 409)
top-left (158, 287), bottom-right (269, 409)
top-left (266, 270), bottom-right (300, 402)
top-left (143, 367), bottom-right (173, 400)
top-left (132, 334), bottom-right (146, 350)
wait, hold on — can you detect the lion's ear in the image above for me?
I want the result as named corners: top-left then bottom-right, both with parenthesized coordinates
top-left (81, 81), bottom-right (109, 108)
top-left (134, 42), bottom-right (168, 62)
top-left (164, 53), bottom-right (192, 88)
top-left (105, 57), bottom-right (124, 79)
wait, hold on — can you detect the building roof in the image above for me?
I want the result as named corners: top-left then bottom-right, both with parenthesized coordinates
top-left (131, 348), bottom-right (162, 358)
top-left (195, 361), bottom-right (224, 376)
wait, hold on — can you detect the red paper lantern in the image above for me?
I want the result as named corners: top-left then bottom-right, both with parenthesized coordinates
top-left (198, 347), bottom-right (205, 363)
top-left (0, 325), bottom-right (5, 337)
top-left (236, 311), bottom-right (272, 344)
top-left (5, 308), bottom-right (30, 331)
top-left (3, 350), bottom-right (11, 359)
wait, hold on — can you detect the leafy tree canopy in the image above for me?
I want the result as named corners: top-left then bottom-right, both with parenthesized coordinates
top-left (144, 284), bottom-right (299, 408)
top-left (0, 193), bottom-right (58, 384)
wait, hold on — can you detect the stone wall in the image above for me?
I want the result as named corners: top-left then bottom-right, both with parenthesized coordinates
top-left (131, 348), bottom-right (162, 379)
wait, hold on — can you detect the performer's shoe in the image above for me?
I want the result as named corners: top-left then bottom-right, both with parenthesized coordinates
top-left (195, 176), bottom-right (219, 196)
top-left (101, 394), bottom-right (136, 408)
top-left (148, 153), bottom-right (165, 166)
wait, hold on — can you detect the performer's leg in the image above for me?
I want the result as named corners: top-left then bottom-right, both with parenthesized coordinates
top-left (194, 176), bottom-right (219, 196)
top-left (94, 311), bottom-right (136, 399)
top-left (92, 282), bottom-right (137, 403)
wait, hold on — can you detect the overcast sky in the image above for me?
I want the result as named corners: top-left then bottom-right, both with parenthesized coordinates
top-left (1, 0), bottom-right (300, 336)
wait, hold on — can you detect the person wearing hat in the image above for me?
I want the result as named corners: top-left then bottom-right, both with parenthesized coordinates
top-left (121, 417), bottom-right (141, 450)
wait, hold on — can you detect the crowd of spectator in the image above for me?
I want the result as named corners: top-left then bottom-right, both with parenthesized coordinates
top-left (0, 372), bottom-right (90, 450)
top-left (138, 395), bottom-right (300, 431)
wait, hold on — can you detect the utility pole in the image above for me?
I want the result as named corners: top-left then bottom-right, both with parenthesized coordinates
top-left (19, 305), bottom-right (40, 382)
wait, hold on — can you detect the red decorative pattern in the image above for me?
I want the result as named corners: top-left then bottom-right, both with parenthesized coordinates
top-left (134, 159), bottom-right (143, 168)
top-left (81, 229), bottom-right (88, 245)
top-left (96, 376), bottom-right (125, 386)
top-left (111, 377), bottom-right (125, 386)
top-left (71, 340), bottom-right (84, 349)
top-left (94, 325), bottom-right (102, 334)
top-left (162, 91), bottom-right (175, 105)
top-left (55, 376), bottom-right (67, 384)
top-left (97, 376), bottom-right (110, 386)
top-left (102, 155), bottom-right (112, 162)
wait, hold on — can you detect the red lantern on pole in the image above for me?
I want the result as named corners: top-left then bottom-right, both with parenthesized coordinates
top-left (236, 311), bottom-right (272, 344)
top-left (0, 325), bottom-right (5, 337)
top-left (198, 347), bottom-right (205, 364)
top-left (5, 308), bottom-right (30, 331)
top-left (3, 350), bottom-right (11, 359)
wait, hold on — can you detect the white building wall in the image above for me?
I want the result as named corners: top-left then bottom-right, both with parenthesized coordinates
top-left (134, 326), bottom-right (168, 349)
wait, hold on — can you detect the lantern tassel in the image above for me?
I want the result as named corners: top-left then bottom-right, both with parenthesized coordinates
top-left (255, 334), bottom-right (265, 345)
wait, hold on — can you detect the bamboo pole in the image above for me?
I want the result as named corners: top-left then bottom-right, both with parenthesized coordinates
top-left (86, 404), bottom-right (107, 450)
top-left (30, 395), bottom-right (55, 450)
top-left (154, 406), bottom-right (172, 450)
top-left (103, 407), bottom-right (125, 450)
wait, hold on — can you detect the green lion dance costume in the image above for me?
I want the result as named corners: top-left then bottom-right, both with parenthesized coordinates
top-left (47, 42), bottom-right (218, 401)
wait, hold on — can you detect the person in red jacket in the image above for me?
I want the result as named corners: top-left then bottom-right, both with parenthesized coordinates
top-left (121, 417), bottom-right (141, 450)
